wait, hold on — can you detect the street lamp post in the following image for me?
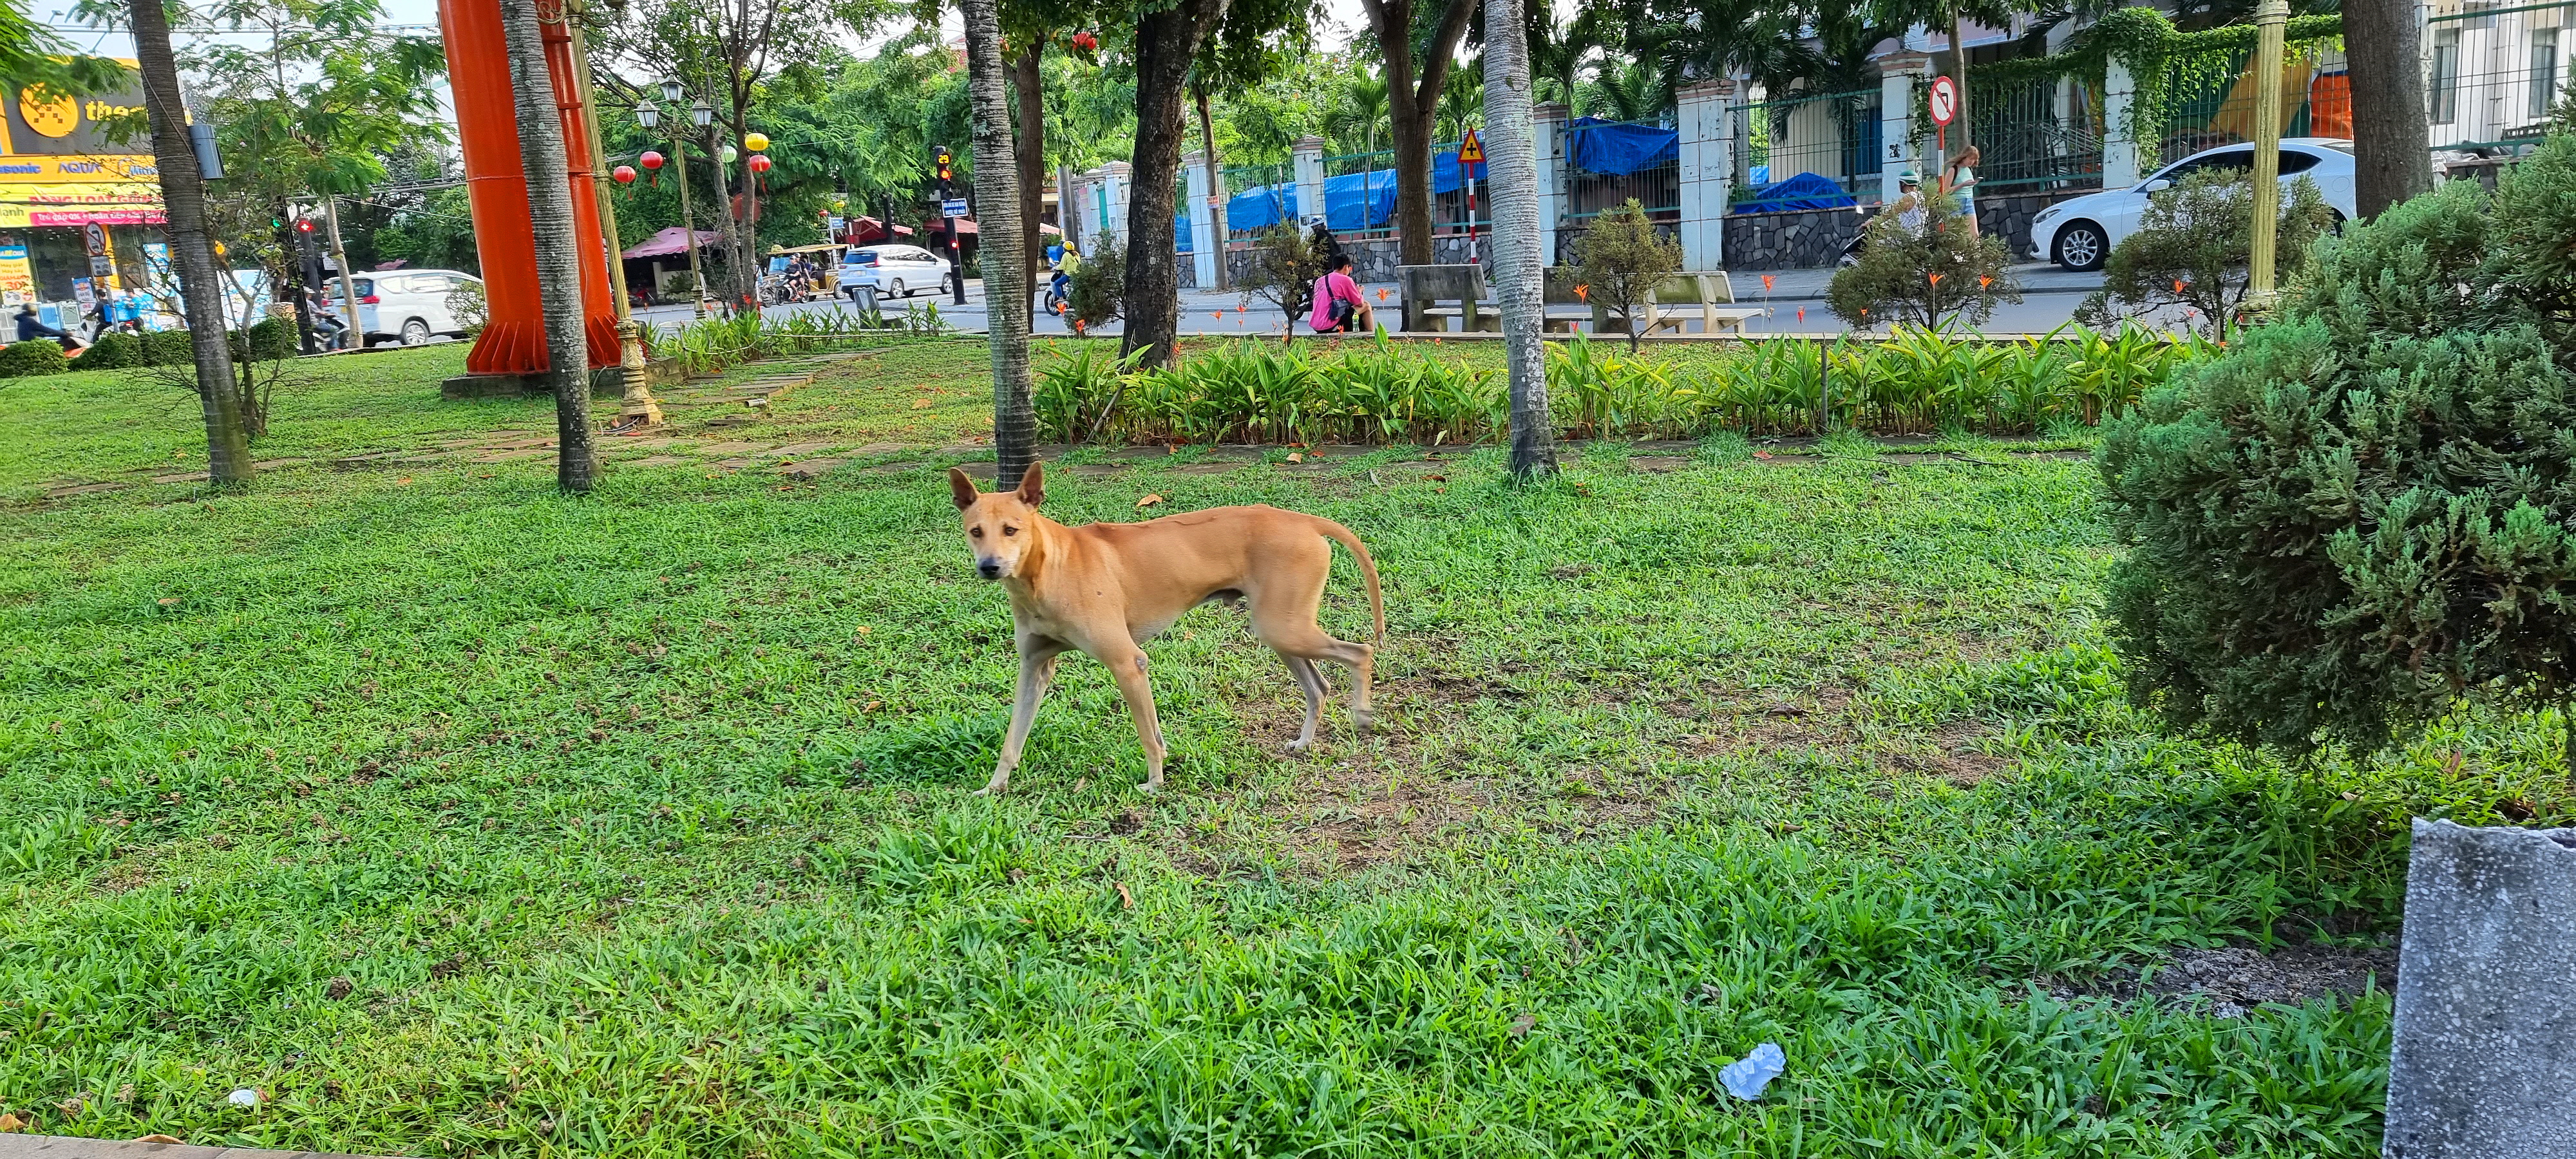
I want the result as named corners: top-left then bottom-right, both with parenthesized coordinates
top-left (637, 82), bottom-right (714, 317)
top-left (2246, 0), bottom-right (2289, 311)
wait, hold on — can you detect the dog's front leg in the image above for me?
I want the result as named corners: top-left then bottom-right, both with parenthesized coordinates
top-left (1104, 648), bottom-right (1169, 793)
top-left (980, 643), bottom-right (1061, 796)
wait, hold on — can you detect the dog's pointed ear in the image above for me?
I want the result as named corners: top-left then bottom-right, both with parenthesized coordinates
top-left (947, 467), bottom-right (980, 511)
top-left (1014, 461), bottom-right (1045, 507)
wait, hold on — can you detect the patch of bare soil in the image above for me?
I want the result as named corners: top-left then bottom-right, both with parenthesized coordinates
top-left (1889, 721), bottom-right (2014, 787)
top-left (2040, 943), bottom-right (2399, 1017)
top-left (1671, 687), bottom-right (1858, 759)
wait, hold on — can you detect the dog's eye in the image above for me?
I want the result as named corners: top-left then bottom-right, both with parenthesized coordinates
top-left (1003, 525), bottom-right (1018, 536)
top-left (969, 527), bottom-right (984, 538)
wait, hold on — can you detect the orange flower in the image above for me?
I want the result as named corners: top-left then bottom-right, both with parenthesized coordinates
top-left (1978, 275), bottom-right (1992, 289)
top-left (1795, 307), bottom-right (1806, 324)
top-left (1211, 312), bottom-right (1224, 321)
top-left (1927, 272), bottom-right (1944, 286)
top-left (1761, 274), bottom-right (1776, 292)
top-left (2174, 279), bottom-right (2187, 294)
top-left (1072, 318), bottom-right (1086, 334)
top-left (1376, 288), bottom-right (1391, 301)
top-left (1573, 284), bottom-right (1589, 301)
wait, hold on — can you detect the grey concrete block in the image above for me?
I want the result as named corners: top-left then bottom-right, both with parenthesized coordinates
top-left (2383, 820), bottom-right (2576, 1158)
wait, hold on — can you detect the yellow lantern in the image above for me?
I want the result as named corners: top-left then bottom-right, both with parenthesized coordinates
top-left (743, 131), bottom-right (771, 153)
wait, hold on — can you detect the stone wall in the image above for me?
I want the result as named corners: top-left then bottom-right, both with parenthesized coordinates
top-left (1718, 189), bottom-right (2093, 270)
top-left (1721, 207), bottom-right (1868, 270)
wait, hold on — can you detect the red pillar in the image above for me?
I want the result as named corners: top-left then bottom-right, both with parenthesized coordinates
top-left (439, 0), bottom-right (619, 376)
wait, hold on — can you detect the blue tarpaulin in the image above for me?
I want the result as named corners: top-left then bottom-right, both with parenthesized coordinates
top-left (1209, 149), bottom-right (1486, 238)
top-left (1565, 117), bottom-right (1678, 176)
top-left (1731, 172), bottom-right (1859, 214)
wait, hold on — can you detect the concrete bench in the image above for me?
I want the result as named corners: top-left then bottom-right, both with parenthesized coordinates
top-left (1623, 273), bottom-right (1763, 337)
top-left (1397, 265), bottom-right (1499, 334)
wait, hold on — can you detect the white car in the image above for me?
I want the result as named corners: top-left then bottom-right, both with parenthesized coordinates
top-left (2029, 138), bottom-right (2357, 271)
top-left (326, 269), bottom-right (484, 346)
top-left (835, 244), bottom-right (956, 301)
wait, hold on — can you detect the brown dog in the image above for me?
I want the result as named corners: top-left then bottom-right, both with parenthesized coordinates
top-left (949, 462), bottom-right (1383, 794)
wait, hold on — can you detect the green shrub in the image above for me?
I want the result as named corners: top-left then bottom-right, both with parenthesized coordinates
top-left (0, 339), bottom-right (70, 378)
top-left (1236, 223), bottom-right (1322, 335)
top-left (446, 279), bottom-right (488, 337)
top-left (1829, 189), bottom-right (2020, 331)
top-left (1066, 232), bottom-right (1124, 332)
top-left (69, 331), bottom-right (142, 370)
top-left (140, 328), bottom-right (193, 366)
top-left (238, 317), bottom-right (296, 362)
top-left (2081, 169), bottom-right (2333, 339)
top-left (1571, 199), bottom-right (1680, 352)
top-left (2101, 133), bottom-right (2576, 767)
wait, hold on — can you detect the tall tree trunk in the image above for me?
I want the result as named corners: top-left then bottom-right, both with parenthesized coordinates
top-left (131, 0), bottom-right (251, 486)
top-left (1194, 80), bottom-right (1228, 291)
top-left (1947, 11), bottom-right (1973, 155)
top-left (1357, 0), bottom-right (1473, 266)
top-left (1483, 0), bottom-right (1554, 480)
top-left (965, 0), bottom-right (1036, 487)
top-left (499, 0), bottom-right (595, 492)
top-left (1119, 0), bottom-right (1228, 370)
top-left (706, 126), bottom-right (746, 312)
top-left (1014, 41), bottom-right (1045, 333)
top-left (2344, 0), bottom-right (2431, 218)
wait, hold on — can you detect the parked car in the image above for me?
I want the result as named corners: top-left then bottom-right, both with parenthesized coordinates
top-left (835, 245), bottom-right (956, 301)
top-left (2029, 138), bottom-right (2356, 271)
top-left (325, 269), bottom-right (484, 346)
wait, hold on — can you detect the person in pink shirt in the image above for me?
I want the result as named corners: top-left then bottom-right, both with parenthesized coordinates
top-left (1307, 255), bottom-right (1372, 334)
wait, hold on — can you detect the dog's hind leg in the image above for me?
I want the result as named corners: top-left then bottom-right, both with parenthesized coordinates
top-left (1282, 654), bottom-right (1327, 752)
top-left (1255, 623), bottom-right (1374, 741)
top-left (979, 646), bottom-right (1062, 796)
top-left (1104, 648), bottom-right (1170, 793)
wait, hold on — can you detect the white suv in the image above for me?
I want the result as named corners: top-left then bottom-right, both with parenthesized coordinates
top-left (327, 269), bottom-right (484, 346)
top-left (836, 245), bottom-right (956, 301)
top-left (2029, 138), bottom-right (2357, 270)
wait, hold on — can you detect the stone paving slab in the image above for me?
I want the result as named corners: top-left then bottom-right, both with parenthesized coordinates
top-left (1172, 462), bottom-right (1245, 475)
top-left (851, 442), bottom-right (905, 456)
top-left (777, 458), bottom-right (844, 479)
top-left (697, 442), bottom-right (772, 455)
top-left (1630, 456), bottom-right (1690, 473)
top-left (470, 448), bottom-right (548, 463)
top-left (952, 463), bottom-right (998, 480)
top-left (1064, 464), bottom-right (1126, 476)
top-left (0, 1134), bottom-right (410, 1159)
top-left (770, 441), bottom-right (842, 457)
top-left (151, 471), bottom-right (211, 484)
top-left (626, 455), bottom-right (691, 467)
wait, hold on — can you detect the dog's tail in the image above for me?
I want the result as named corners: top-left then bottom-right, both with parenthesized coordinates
top-left (1313, 517), bottom-right (1385, 643)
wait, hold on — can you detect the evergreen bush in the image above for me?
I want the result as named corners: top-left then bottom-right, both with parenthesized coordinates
top-left (1572, 199), bottom-right (1680, 352)
top-left (1066, 233), bottom-right (1125, 332)
top-left (1237, 223), bottom-right (1323, 335)
top-left (2079, 169), bottom-right (2333, 339)
top-left (70, 331), bottom-right (142, 370)
top-left (2101, 134), bottom-right (2576, 773)
top-left (0, 339), bottom-right (70, 378)
top-left (1828, 188), bottom-right (2020, 331)
top-left (141, 328), bottom-right (193, 366)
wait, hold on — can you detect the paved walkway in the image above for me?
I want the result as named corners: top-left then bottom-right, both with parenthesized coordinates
top-left (632, 263), bottom-right (2123, 339)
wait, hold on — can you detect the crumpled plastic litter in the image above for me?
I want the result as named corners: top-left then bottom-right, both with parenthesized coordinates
top-left (226, 1088), bottom-right (262, 1108)
top-left (1719, 1042), bottom-right (1786, 1100)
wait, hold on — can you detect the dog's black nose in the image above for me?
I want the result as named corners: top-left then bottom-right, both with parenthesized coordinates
top-left (978, 560), bottom-right (1002, 579)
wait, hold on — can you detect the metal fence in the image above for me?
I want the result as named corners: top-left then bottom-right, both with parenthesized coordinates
top-left (1729, 88), bottom-right (1883, 205)
top-left (2425, 0), bottom-right (2573, 152)
top-left (1562, 119), bottom-right (1680, 229)
top-left (1324, 149), bottom-right (1399, 239)
top-left (2144, 41), bottom-right (2350, 167)
top-left (1969, 74), bottom-right (2105, 193)
top-left (1221, 160), bottom-right (1294, 243)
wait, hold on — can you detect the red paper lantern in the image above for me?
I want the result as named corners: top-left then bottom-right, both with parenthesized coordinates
top-left (639, 150), bottom-right (664, 170)
top-left (612, 164), bottom-right (638, 184)
top-left (746, 153), bottom-right (772, 174)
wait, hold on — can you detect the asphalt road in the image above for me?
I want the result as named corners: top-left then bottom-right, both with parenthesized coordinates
top-left (634, 262), bottom-right (2163, 338)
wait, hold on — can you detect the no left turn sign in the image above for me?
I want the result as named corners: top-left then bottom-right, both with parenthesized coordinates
top-left (1929, 75), bottom-right (1958, 126)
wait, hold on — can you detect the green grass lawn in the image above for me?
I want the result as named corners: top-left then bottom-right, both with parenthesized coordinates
top-left (3, 341), bottom-right (2568, 1156)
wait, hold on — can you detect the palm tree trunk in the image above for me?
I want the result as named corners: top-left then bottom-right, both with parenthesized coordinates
top-left (498, 0), bottom-right (594, 492)
top-left (131, 0), bottom-right (251, 486)
top-left (1483, 0), bottom-right (1554, 479)
top-left (1119, 0), bottom-right (1229, 370)
top-left (1014, 41), bottom-right (1045, 332)
top-left (1195, 80), bottom-right (1229, 291)
top-left (963, 0), bottom-right (1035, 487)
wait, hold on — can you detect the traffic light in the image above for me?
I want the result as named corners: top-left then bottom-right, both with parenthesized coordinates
top-left (933, 146), bottom-right (952, 190)
top-left (294, 219), bottom-right (315, 235)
